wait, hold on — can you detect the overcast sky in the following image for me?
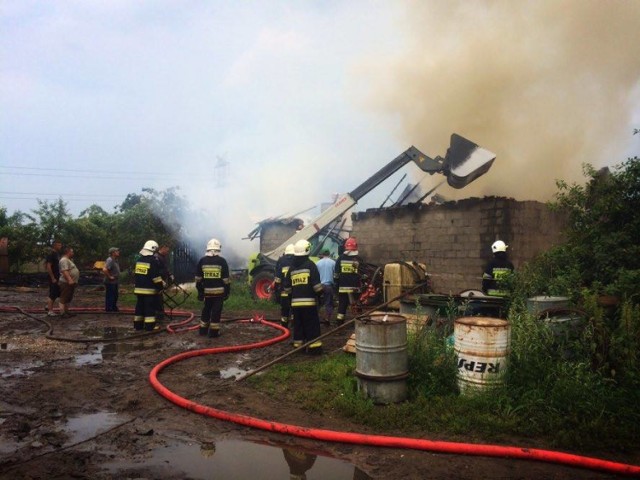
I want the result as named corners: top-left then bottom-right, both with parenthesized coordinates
top-left (2, 1), bottom-right (639, 259)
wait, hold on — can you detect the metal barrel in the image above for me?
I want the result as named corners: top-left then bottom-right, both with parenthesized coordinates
top-left (454, 316), bottom-right (511, 393)
top-left (355, 313), bottom-right (408, 404)
top-left (526, 296), bottom-right (569, 315)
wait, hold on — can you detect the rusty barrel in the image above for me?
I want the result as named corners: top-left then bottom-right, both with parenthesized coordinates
top-left (454, 316), bottom-right (511, 393)
top-left (355, 313), bottom-right (408, 404)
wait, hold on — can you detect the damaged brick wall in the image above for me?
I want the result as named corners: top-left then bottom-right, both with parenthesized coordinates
top-left (260, 221), bottom-right (301, 253)
top-left (351, 197), bottom-right (567, 294)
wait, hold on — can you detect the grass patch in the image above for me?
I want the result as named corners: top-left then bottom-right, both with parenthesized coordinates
top-left (252, 305), bottom-right (640, 450)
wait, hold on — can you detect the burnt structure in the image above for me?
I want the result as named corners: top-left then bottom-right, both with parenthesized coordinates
top-left (351, 197), bottom-right (567, 294)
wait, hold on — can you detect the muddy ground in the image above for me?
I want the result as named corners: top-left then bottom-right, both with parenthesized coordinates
top-left (0, 286), bottom-right (638, 479)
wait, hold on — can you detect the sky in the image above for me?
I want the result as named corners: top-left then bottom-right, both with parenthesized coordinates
top-left (2, 0), bottom-right (640, 263)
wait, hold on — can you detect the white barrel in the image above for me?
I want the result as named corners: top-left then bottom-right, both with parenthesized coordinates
top-left (355, 313), bottom-right (408, 404)
top-left (454, 317), bottom-right (511, 393)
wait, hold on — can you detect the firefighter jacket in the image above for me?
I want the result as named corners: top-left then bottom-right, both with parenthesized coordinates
top-left (195, 254), bottom-right (230, 298)
top-left (334, 253), bottom-right (363, 294)
top-left (134, 254), bottom-right (164, 295)
top-left (283, 257), bottom-right (323, 308)
top-left (482, 253), bottom-right (514, 296)
top-left (274, 254), bottom-right (294, 298)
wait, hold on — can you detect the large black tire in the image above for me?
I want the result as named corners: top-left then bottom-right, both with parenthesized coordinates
top-left (250, 270), bottom-right (275, 301)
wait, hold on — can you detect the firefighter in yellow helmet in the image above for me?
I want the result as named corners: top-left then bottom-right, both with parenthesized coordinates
top-left (283, 239), bottom-right (324, 354)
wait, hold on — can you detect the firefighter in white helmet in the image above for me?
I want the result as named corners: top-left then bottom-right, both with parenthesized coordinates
top-left (274, 243), bottom-right (295, 328)
top-left (282, 239), bottom-right (324, 354)
top-left (195, 238), bottom-right (230, 338)
top-left (133, 240), bottom-right (164, 331)
top-left (482, 240), bottom-right (515, 296)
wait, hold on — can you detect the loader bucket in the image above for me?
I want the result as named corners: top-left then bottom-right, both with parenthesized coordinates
top-left (444, 134), bottom-right (496, 188)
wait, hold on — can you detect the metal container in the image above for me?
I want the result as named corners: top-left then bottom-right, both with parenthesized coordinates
top-left (399, 294), bottom-right (450, 333)
top-left (526, 296), bottom-right (570, 315)
top-left (383, 262), bottom-right (427, 309)
top-left (462, 296), bottom-right (507, 319)
top-left (454, 316), bottom-right (511, 393)
top-left (355, 313), bottom-right (408, 404)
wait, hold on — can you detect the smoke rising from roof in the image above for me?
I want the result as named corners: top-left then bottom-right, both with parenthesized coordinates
top-left (358, 0), bottom-right (640, 201)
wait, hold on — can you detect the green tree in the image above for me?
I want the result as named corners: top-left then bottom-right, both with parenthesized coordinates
top-left (0, 206), bottom-right (40, 272)
top-left (550, 157), bottom-right (640, 298)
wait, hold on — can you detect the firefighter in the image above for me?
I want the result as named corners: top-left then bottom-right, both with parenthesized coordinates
top-left (482, 240), bottom-right (515, 296)
top-left (274, 243), bottom-right (295, 328)
top-left (334, 237), bottom-right (363, 325)
top-left (283, 239), bottom-right (323, 354)
top-left (195, 238), bottom-right (230, 338)
top-left (133, 240), bottom-right (164, 331)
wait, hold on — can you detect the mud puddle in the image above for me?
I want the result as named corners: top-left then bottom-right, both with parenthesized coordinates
top-left (62, 411), bottom-right (126, 445)
top-left (104, 438), bottom-right (371, 479)
top-left (75, 341), bottom-right (159, 365)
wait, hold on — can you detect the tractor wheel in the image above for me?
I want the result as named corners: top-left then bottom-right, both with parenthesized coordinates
top-left (251, 271), bottom-right (275, 301)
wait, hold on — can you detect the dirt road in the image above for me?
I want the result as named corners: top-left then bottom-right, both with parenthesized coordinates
top-left (0, 286), bottom-right (636, 479)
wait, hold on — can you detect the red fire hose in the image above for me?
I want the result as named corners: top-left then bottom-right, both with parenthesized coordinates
top-left (149, 318), bottom-right (640, 477)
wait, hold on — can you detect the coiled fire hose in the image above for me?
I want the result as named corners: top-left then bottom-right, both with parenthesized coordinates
top-left (149, 317), bottom-right (640, 477)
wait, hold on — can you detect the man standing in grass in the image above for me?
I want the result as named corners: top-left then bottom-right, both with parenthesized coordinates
top-left (316, 249), bottom-right (336, 325)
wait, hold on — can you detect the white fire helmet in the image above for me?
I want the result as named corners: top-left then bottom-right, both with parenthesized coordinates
top-left (206, 238), bottom-right (222, 254)
top-left (491, 240), bottom-right (508, 253)
top-left (293, 239), bottom-right (311, 256)
top-left (140, 240), bottom-right (159, 255)
top-left (284, 243), bottom-right (295, 255)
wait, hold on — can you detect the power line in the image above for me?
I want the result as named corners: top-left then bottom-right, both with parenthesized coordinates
top-left (0, 165), bottom-right (160, 175)
top-left (0, 191), bottom-right (124, 197)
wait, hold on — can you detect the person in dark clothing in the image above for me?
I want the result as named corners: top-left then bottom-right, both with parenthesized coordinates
top-left (334, 237), bottom-right (363, 325)
top-left (45, 240), bottom-right (62, 316)
top-left (153, 244), bottom-right (172, 320)
top-left (482, 240), bottom-right (515, 296)
top-left (283, 239), bottom-right (323, 354)
top-left (102, 247), bottom-right (121, 312)
top-left (195, 238), bottom-right (230, 338)
top-left (133, 240), bottom-right (164, 331)
top-left (273, 243), bottom-right (295, 328)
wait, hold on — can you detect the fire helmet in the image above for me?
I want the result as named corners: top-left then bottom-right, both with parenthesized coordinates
top-left (140, 240), bottom-right (159, 255)
top-left (344, 237), bottom-right (358, 256)
top-left (294, 239), bottom-right (311, 256)
top-left (491, 240), bottom-right (508, 253)
top-left (284, 243), bottom-right (295, 255)
top-left (206, 238), bottom-right (222, 254)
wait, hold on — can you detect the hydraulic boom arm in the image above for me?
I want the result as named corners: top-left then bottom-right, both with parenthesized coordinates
top-left (264, 134), bottom-right (495, 260)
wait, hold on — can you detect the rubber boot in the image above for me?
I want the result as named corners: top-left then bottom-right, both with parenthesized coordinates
top-left (306, 340), bottom-right (323, 355)
top-left (208, 328), bottom-right (220, 338)
top-left (133, 320), bottom-right (144, 331)
top-left (199, 325), bottom-right (208, 336)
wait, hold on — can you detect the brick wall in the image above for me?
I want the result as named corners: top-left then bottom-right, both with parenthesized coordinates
top-left (351, 197), bottom-right (567, 294)
top-left (260, 222), bottom-right (300, 253)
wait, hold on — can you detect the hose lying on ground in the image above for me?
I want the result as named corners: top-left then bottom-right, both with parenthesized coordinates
top-left (149, 317), bottom-right (640, 477)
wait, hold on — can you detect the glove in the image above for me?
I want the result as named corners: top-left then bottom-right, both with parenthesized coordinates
top-left (197, 291), bottom-right (204, 301)
top-left (168, 274), bottom-right (175, 285)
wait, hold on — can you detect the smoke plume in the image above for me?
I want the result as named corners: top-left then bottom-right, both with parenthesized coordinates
top-left (358, 0), bottom-right (640, 200)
